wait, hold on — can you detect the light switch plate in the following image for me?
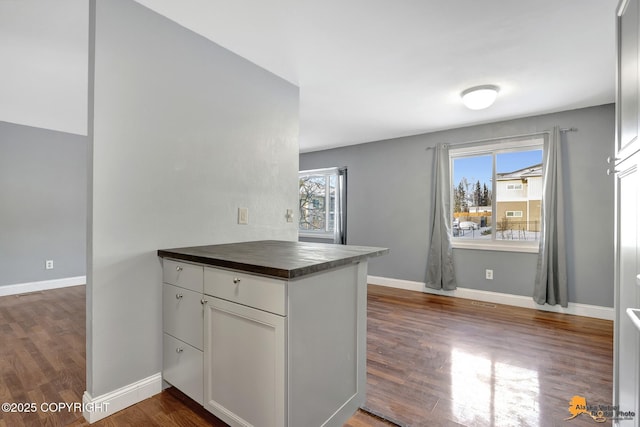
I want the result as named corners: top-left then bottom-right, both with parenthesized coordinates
top-left (238, 207), bottom-right (249, 225)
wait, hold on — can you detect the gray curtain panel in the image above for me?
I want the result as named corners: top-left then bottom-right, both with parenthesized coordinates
top-left (534, 126), bottom-right (568, 307)
top-left (426, 144), bottom-right (457, 290)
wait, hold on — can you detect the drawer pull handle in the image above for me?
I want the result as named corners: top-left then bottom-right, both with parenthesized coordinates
top-left (176, 347), bottom-right (184, 353)
top-left (201, 298), bottom-right (208, 305)
top-left (607, 156), bottom-right (620, 164)
top-left (176, 266), bottom-right (183, 272)
top-left (233, 278), bottom-right (241, 284)
top-left (607, 168), bottom-right (619, 176)
top-left (175, 293), bottom-right (183, 299)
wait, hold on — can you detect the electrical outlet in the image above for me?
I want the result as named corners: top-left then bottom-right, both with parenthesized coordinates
top-left (485, 269), bottom-right (493, 280)
top-left (238, 207), bottom-right (249, 225)
top-left (285, 209), bottom-right (294, 223)
top-left (45, 260), bottom-right (54, 270)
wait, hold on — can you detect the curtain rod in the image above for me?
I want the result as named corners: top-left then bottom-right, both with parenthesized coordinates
top-left (425, 127), bottom-right (577, 150)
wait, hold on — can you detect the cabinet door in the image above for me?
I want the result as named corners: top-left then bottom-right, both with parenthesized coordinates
top-left (614, 152), bottom-right (640, 426)
top-left (617, 0), bottom-right (640, 161)
top-left (204, 298), bottom-right (286, 427)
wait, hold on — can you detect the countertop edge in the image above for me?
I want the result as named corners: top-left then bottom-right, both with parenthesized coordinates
top-left (157, 245), bottom-right (389, 280)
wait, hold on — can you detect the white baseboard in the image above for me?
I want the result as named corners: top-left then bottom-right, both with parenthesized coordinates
top-left (0, 276), bottom-right (86, 297)
top-left (367, 275), bottom-right (614, 321)
top-left (368, 275), bottom-right (425, 292)
top-left (82, 373), bottom-right (162, 423)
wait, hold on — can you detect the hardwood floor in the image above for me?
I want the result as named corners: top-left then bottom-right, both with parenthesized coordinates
top-left (0, 286), bottom-right (85, 427)
top-left (353, 285), bottom-right (613, 427)
top-left (0, 284), bottom-right (612, 427)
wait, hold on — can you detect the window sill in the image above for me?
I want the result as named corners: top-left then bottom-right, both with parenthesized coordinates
top-left (452, 241), bottom-right (539, 253)
top-left (298, 232), bottom-right (334, 240)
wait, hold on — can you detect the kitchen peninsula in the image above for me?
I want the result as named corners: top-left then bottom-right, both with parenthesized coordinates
top-left (158, 240), bottom-right (388, 427)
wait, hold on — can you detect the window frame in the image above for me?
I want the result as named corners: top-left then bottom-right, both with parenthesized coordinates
top-left (449, 136), bottom-right (544, 253)
top-left (298, 167), bottom-right (339, 239)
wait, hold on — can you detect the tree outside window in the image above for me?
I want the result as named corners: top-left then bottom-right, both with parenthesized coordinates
top-left (299, 171), bottom-right (336, 234)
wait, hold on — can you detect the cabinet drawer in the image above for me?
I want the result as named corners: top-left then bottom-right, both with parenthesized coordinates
top-left (163, 333), bottom-right (203, 405)
top-left (204, 268), bottom-right (286, 316)
top-left (163, 283), bottom-right (203, 350)
top-left (163, 259), bottom-right (203, 293)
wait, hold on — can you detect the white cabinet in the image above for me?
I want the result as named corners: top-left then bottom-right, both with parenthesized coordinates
top-left (163, 283), bottom-right (203, 350)
top-left (204, 267), bottom-right (286, 316)
top-left (614, 0), bottom-right (640, 423)
top-left (202, 263), bottom-right (367, 427)
top-left (158, 243), bottom-right (379, 427)
top-left (204, 296), bottom-right (286, 427)
top-left (614, 152), bottom-right (640, 426)
top-left (617, 0), bottom-right (640, 162)
top-left (163, 333), bottom-right (204, 405)
top-left (161, 259), bottom-right (204, 405)
top-left (203, 267), bottom-right (286, 427)
top-left (162, 258), bottom-right (204, 293)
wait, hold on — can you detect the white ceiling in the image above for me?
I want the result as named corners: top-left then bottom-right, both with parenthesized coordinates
top-left (135, 0), bottom-right (617, 152)
top-left (0, 1), bottom-right (616, 152)
top-left (0, 0), bottom-right (88, 136)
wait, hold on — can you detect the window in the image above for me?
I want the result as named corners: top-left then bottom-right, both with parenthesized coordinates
top-left (450, 136), bottom-right (544, 252)
top-left (298, 167), bottom-right (347, 242)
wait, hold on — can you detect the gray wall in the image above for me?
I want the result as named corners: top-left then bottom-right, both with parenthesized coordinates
top-left (0, 121), bottom-right (86, 286)
top-left (300, 104), bottom-right (615, 307)
top-left (88, 0), bottom-right (299, 397)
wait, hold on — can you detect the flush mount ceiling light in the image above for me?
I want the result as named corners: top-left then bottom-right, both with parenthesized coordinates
top-left (461, 85), bottom-right (500, 110)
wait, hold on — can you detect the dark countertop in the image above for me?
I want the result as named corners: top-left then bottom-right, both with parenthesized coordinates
top-left (157, 240), bottom-right (389, 279)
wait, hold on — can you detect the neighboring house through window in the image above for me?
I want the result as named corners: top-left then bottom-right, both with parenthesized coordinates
top-left (450, 136), bottom-right (544, 252)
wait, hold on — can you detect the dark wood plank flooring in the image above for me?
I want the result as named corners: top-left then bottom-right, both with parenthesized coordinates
top-left (0, 284), bottom-right (612, 427)
top-left (0, 286), bottom-right (86, 427)
top-left (354, 285), bottom-right (613, 427)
